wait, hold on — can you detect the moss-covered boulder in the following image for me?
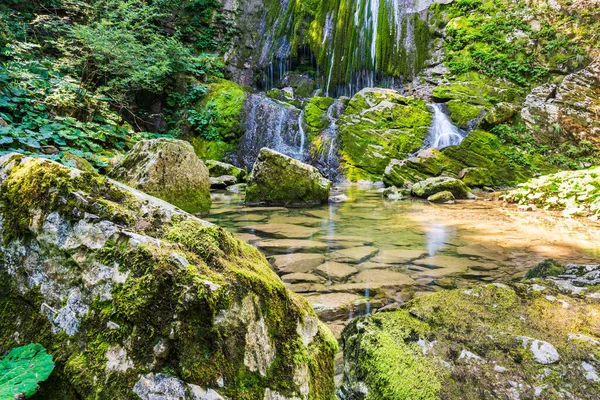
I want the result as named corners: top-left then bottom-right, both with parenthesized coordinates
top-left (109, 138), bottom-right (211, 214)
top-left (205, 160), bottom-right (247, 182)
top-left (340, 282), bottom-right (600, 399)
top-left (0, 153), bottom-right (337, 400)
top-left (246, 148), bottom-right (331, 206)
top-left (427, 190), bottom-right (455, 203)
top-left (481, 102), bottom-right (517, 129)
top-left (337, 88), bottom-right (432, 181)
top-left (411, 176), bottom-right (472, 199)
top-left (304, 97), bottom-right (334, 136)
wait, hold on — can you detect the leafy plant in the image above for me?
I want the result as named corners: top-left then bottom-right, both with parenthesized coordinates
top-left (0, 344), bottom-right (55, 399)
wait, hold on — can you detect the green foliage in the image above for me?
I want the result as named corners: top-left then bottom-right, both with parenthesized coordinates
top-left (0, 343), bottom-right (55, 399)
top-left (442, 0), bottom-right (591, 86)
top-left (491, 123), bottom-right (598, 170)
top-left (0, 0), bottom-right (225, 162)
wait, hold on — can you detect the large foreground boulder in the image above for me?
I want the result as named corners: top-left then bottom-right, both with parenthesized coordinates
top-left (340, 279), bottom-right (600, 399)
top-left (0, 154), bottom-right (336, 399)
top-left (246, 148), bottom-right (331, 206)
top-left (109, 138), bottom-right (211, 214)
top-left (411, 176), bottom-right (473, 199)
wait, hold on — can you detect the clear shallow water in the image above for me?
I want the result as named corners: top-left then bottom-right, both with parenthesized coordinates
top-left (207, 185), bottom-right (600, 334)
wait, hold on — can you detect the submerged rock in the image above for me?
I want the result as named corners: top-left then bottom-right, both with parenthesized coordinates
top-left (0, 154), bottom-right (336, 399)
top-left (245, 148), bottom-right (331, 206)
top-left (340, 281), bottom-right (600, 399)
top-left (109, 138), bottom-right (211, 214)
top-left (411, 176), bottom-right (472, 199)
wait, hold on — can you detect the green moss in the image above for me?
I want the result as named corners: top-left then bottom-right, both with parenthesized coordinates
top-left (304, 96), bottom-right (333, 137)
top-left (446, 100), bottom-right (483, 129)
top-left (338, 91), bottom-right (432, 180)
top-left (190, 136), bottom-right (236, 162)
top-left (342, 283), bottom-right (600, 399)
top-left (525, 259), bottom-right (565, 279)
top-left (198, 79), bottom-right (246, 142)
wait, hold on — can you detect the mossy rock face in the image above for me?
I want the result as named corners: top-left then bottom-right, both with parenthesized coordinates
top-left (304, 96), bottom-right (334, 136)
top-left (411, 176), bottom-right (472, 199)
top-left (109, 138), bottom-right (211, 214)
top-left (383, 130), bottom-right (540, 188)
top-left (446, 100), bottom-right (484, 129)
top-left (340, 282), bottom-right (600, 400)
top-left (459, 167), bottom-right (493, 187)
top-left (246, 148), bottom-right (331, 206)
top-left (0, 153), bottom-right (337, 400)
top-left (205, 160), bottom-right (247, 182)
top-left (337, 88), bottom-right (432, 181)
top-left (197, 79), bottom-right (246, 142)
top-left (61, 152), bottom-right (97, 174)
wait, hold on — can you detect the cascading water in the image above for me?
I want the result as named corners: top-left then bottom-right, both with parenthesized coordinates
top-left (237, 94), bottom-right (307, 168)
top-left (427, 103), bottom-right (466, 149)
top-left (311, 99), bottom-right (344, 181)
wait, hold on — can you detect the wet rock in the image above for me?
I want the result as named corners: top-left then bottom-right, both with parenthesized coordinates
top-left (270, 253), bottom-right (326, 274)
top-left (329, 194), bottom-right (350, 203)
top-left (351, 270), bottom-right (415, 286)
top-left (205, 160), bottom-right (247, 182)
top-left (329, 246), bottom-right (379, 264)
top-left (255, 239), bottom-right (329, 253)
top-left (370, 249), bottom-right (427, 264)
top-left (281, 272), bottom-right (324, 284)
top-left (0, 154), bottom-right (336, 399)
top-left (245, 148), bottom-right (331, 206)
top-left (241, 223), bottom-right (320, 239)
top-left (427, 190), bottom-right (455, 203)
top-left (314, 262), bottom-right (358, 282)
top-left (210, 175), bottom-right (237, 189)
top-left (411, 176), bottom-right (473, 199)
top-left (109, 138), bottom-right (211, 214)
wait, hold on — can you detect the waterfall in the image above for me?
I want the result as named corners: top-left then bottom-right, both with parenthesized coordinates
top-left (298, 110), bottom-right (306, 157)
top-left (427, 103), bottom-right (466, 149)
top-left (320, 100), bottom-right (343, 181)
top-left (326, 49), bottom-right (335, 97)
top-left (237, 94), bottom-right (307, 168)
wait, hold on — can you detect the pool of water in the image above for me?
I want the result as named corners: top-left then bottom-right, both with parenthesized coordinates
top-left (207, 185), bottom-right (600, 335)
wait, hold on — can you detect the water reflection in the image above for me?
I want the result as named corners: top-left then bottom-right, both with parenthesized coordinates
top-left (206, 185), bottom-right (600, 326)
top-left (424, 222), bottom-right (455, 256)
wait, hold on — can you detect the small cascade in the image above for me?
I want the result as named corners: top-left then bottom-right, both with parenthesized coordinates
top-left (298, 110), bottom-right (306, 157)
top-left (237, 94), bottom-right (307, 168)
top-left (427, 103), bottom-right (466, 149)
top-left (312, 99), bottom-right (344, 181)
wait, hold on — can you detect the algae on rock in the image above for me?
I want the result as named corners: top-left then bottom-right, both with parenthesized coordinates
top-left (0, 153), bottom-right (337, 400)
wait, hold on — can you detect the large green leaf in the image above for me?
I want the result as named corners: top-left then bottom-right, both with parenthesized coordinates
top-left (0, 344), bottom-right (55, 399)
